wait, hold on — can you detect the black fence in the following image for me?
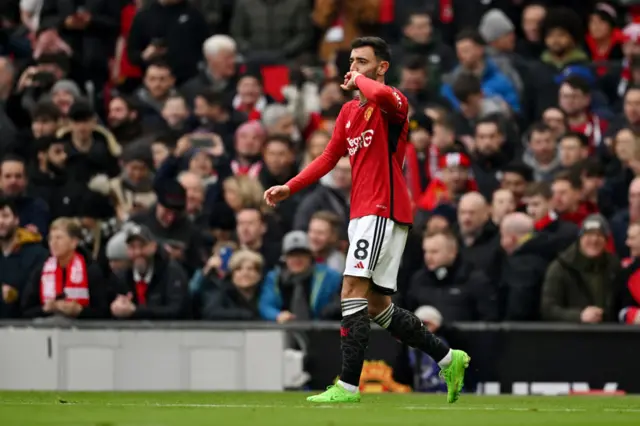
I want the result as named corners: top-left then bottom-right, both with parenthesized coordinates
top-left (2, 320), bottom-right (639, 394)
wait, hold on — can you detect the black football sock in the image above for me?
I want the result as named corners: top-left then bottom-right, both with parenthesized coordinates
top-left (373, 303), bottom-right (450, 363)
top-left (338, 298), bottom-right (370, 388)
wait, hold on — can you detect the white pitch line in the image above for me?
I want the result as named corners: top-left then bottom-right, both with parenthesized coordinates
top-left (0, 401), bottom-right (639, 413)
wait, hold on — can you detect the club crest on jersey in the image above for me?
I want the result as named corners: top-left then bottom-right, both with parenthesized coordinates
top-left (347, 129), bottom-right (374, 156)
top-left (364, 107), bottom-right (373, 121)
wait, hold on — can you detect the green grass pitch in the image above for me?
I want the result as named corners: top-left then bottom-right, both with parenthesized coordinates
top-left (1, 391), bottom-right (639, 426)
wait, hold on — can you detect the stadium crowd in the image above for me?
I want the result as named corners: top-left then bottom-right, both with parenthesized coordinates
top-left (1, 0), bottom-right (640, 327)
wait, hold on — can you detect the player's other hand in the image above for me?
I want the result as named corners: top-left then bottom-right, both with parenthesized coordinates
top-left (340, 71), bottom-right (362, 91)
top-left (264, 185), bottom-right (291, 207)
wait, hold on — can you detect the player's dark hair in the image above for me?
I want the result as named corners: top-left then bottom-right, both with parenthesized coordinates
top-left (403, 55), bottom-right (427, 71)
top-left (455, 28), bottom-right (485, 46)
top-left (452, 73), bottom-right (482, 103)
top-left (0, 196), bottom-right (18, 216)
top-left (264, 134), bottom-right (294, 150)
top-left (560, 131), bottom-right (590, 147)
top-left (32, 100), bottom-right (61, 122)
top-left (524, 182), bottom-right (552, 199)
top-left (351, 37), bottom-right (391, 62)
top-left (561, 75), bottom-right (591, 95)
top-left (502, 162), bottom-right (534, 182)
top-left (541, 7), bottom-right (583, 43)
top-left (553, 169), bottom-right (582, 190)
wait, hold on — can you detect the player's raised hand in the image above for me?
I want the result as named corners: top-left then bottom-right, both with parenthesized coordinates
top-left (264, 185), bottom-right (291, 207)
top-left (340, 71), bottom-right (361, 90)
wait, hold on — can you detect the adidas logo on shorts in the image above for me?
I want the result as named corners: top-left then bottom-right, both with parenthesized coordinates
top-left (354, 261), bottom-right (365, 269)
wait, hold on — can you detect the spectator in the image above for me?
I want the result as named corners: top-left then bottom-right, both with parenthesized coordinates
top-left (499, 212), bottom-right (549, 320)
top-left (559, 131), bottom-right (590, 170)
top-left (50, 79), bottom-right (82, 119)
top-left (391, 11), bottom-right (455, 93)
top-left (0, 197), bottom-right (48, 318)
top-left (405, 230), bottom-right (498, 321)
top-left (0, 155), bottom-right (50, 236)
top-left (611, 177), bottom-right (640, 258)
top-left (539, 7), bottom-right (588, 71)
top-left (22, 217), bottom-right (109, 319)
top-left (232, 72), bottom-right (271, 121)
top-left (235, 207), bottom-right (281, 272)
top-left (259, 231), bottom-right (341, 323)
top-left (134, 60), bottom-right (177, 127)
top-left (39, 0), bottom-right (120, 88)
top-left (417, 149), bottom-right (476, 211)
top-left (107, 95), bottom-right (144, 146)
top-left (193, 88), bottom-right (246, 153)
top-left (542, 106), bottom-right (568, 142)
top-left (261, 105), bottom-right (299, 142)
top-left (424, 204), bottom-right (457, 235)
top-left (181, 35), bottom-right (239, 106)
top-left (456, 191), bottom-right (501, 278)
top-left (232, 0), bottom-right (311, 63)
top-left (130, 179), bottom-right (203, 275)
top-left (300, 129), bottom-right (330, 171)
top-left (160, 94), bottom-right (192, 134)
top-left (59, 100), bottom-right (122, 184)
top-left (523, 122), bottom-right (562, 182)
top-left (397, 57), bottom-right (432, 110)
top-left (441, 29), bottom-right (520, 113)
top-left (524, 182), bottom-right (579, 261)
top-left (585, 2), bottom-right (624, 75)
top-left (491, 188), bottom-right (516, 226)
top-left (127, 0), bottom-right (208, 84)
top-left (404, 112), bottom-right (434, 207)
top-left (294, 156), bottom-right (351, 235)
top-left (541, 214), bottom-right (621, 322)
top-left (500, 162), bottom-right (534, 210)
top-left (230, 120), bottom-right (266, 177)
top-left (90, 143), bottom-right (156, 222)
top-left (472, 117), bottom-right (516, 200)
top-left (478, 9), bottom-right (524, 97)
top-left (307, 211), bottom-right (345, 274)
top-left (76, 190), bottom-right (118, 266)
top-left (558, 75), bottom-right (608, 153)
top-left (579, 159), bottom-right (606, 215)
top-left (22, 100), bottom-right (62, 161)
top-left (200, 249), bottom-right (263, 321)
top-left (177, 171), bottom-right (209, 230)
top-left (105, 230), bottom-right (129, 275)
top-left (111, 223), bottom-right (190, 319)
top-left (601, 24), bottom-right (640, 110)
top-left (552, 170), bottom-right (597, 226)
top-left (606, 86), bottom-right (640, 140)
top-left (516, 2), bottom-right (546, 59)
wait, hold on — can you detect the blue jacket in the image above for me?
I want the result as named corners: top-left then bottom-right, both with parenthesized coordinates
top-left (259, 265), bottom-right (341, 321)
top-left (441, 58), bottom-right (521, 113)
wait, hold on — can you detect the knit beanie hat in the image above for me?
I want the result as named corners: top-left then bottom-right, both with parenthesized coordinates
top-left (479, 9), bottom-right (515, 43)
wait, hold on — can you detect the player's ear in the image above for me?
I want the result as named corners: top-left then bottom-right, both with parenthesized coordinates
top-left (377, 61), bottom-right (389, 76)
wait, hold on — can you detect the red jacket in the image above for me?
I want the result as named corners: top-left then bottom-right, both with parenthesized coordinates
top-left (417, 178), bottom-right (477, 211)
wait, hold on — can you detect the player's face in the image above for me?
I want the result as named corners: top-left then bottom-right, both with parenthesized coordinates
top-left (349, 46), bottom-right (388, 80)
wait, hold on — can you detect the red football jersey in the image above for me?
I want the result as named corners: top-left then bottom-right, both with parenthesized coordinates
top-left (287, 75), bottom-right (413, 225)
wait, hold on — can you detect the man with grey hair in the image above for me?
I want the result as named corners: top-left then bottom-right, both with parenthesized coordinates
top-left (261, 104), bottom-right (301, 143)
top-left (498, 212), bottom-right (548, 320)
top-left (181, 34), bottom-right (239, 105)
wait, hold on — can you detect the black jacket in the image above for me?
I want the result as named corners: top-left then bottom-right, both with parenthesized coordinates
top-left (127, 0), bottom-right (209, 83)
top-left (530, 219), bottom-right (579, 262)
top-left (294, 185), bottom-right (349, 239)
top-left (116, 248), bottom-right (190, 319)
top-left (405, 257), bottom-right (499, 322)
top-left (457, 221), bottom-right (502, 279)
top-left (200, 277), bottom-right (260, 321)
top-left (59, 126), bottom-right (121, 184)
top-left (21, 249), bottom-right (110, 319)
top-left (499, 236), bottom-right (552, 321)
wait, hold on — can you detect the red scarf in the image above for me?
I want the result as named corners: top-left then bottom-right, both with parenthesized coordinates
top-left (534, 211), bottom-right (558, 231)
top-left (231, 159), bottom-right (262, 178)
top-left (569, 114), bottom-right (608, 152)
top-left (585, 29), bottom-right (624, 76)
top-left (559, 201), bottom-right (598, 226)
top-left (135, 279), bottom-right (148, 305)
top-left (40, 252), bottom-right (89, 307)
top-left (622, 259), bottom-right (640, 323)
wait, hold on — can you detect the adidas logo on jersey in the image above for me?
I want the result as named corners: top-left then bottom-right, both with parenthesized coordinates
top-left (354, 261), bottom-right (365, 269)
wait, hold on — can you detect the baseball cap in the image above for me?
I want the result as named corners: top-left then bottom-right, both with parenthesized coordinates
top-left (554, 65), bottom-right (595, 86)
top-left (125, 223), bottom-right (154, 244)
top-left (580, 214), bottom-right (611, 237)
top-left (409, 112), bottom-right (434, 134)
top-left (282, 231), bottom-right (311, 255)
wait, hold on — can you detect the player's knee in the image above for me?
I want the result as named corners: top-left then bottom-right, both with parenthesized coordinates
top-left (367, 292), bottom-right (391, 317)
top-left (341, 276), bottom-right (370, 299)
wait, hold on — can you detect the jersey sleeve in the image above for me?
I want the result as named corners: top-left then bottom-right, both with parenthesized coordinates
top-left (355, 75), bottom-right (409, 123)
top-left (285, 105), bottom-right (349, 195)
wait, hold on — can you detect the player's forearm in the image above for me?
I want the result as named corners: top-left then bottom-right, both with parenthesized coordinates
top-left (354, 74), bottom-right (398, 111)
top-left (286, 150), bottom-right (339, 195)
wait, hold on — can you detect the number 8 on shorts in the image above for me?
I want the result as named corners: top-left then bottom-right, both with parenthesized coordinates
top-left (344, 215), bottom-right (409, 293)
